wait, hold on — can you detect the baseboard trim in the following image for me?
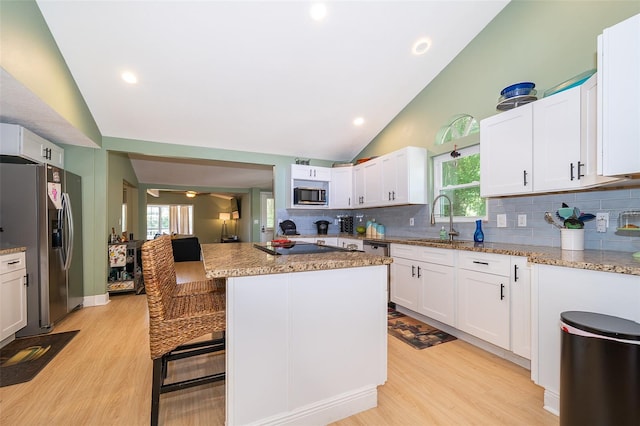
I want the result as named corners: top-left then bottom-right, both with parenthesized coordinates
top-left (82, 293), bottom-right (110, 307)
top-left (543, 390), bottom-right (560, 416)
top-left (249, 386), bottom-right (378, 426)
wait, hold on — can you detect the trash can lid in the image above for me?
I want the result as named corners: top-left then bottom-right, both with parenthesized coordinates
top-left (561, 311), bottom-right (640, 341)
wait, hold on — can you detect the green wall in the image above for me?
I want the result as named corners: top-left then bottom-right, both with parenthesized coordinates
top-left (0, 0), bottom-right (101, 146)
top-left (356, 0), bottom-right (640, 160)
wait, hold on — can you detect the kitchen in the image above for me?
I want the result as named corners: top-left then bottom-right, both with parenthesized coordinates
top-left (2, 1), bottom-right (640, 425)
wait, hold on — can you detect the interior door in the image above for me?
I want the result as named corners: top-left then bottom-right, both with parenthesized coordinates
top-left (260, 192), bottom-right (274, 242)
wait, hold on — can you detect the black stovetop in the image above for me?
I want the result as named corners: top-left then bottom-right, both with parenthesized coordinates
top-left (253, 242), bottom-right (355, 256)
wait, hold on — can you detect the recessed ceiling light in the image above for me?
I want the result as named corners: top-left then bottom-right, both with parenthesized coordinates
top-left (412, 37), bottom-right (431, 55)
top-left (353, 117), bottom-right (365, 126)
top-left (121, 71), bottom-right (138, 84)
top-left (310, 3), bottom-right (327, 21)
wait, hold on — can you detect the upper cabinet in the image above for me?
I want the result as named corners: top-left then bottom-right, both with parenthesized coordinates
top-left (290, 164), bottom-right (331, 181)
top-left (597, 13), bottom-right (640, 177)
top-left (0, 123), bottom-right (64, 168)
top-left (480, 103), bottom-right (534, 197)
top-left (354, 146), bottom-right (427, 208)
top-left (287, 146), bottom-right (426, 210)
top-left (287, 164), bottom-right (331, 209)
top-left (481, 74), bottom-right (619, 198)
top-left (330, 166), bottom-right (353, 209)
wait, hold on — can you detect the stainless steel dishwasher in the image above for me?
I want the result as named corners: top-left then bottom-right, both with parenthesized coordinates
top-left (363, 240), bottom-right (391, 305)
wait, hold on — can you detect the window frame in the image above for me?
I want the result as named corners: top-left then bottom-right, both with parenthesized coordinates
top-left (432, 144), bottom-right (488, 223)
top-left (146, 204), bottom-right (193, 239)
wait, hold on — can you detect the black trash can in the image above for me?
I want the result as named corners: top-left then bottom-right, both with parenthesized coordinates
top-left (560, 311), bottom-right (640, 426)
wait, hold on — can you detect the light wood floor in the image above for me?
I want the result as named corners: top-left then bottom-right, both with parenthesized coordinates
top-left (1, 293), bottom-right (558, 425)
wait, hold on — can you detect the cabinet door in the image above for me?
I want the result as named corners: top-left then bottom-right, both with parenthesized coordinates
top-left (532, 87), bottom-right (581, 192)
top-left (480, 104), bottom-right (533, 197)
top-left (291, 165), bottom-right (330, 181)
top-left (381, 153), bottom-right (400, 204)
top-left (417, 261), bottom-right (456, 326)
top-left (0, 269), bottom-right (27, 340)
top-left (362, 158), bottom-right (382, 207)
top-left (390, 257), bottom-right (419, 311)
top-left (457, 269), bottom-right (509, 349)
top-left (352, 164), bottom-right (365, 207)
top-left (510, 257), bottom-right (531, 359)
top-left (330, 167), bottom-right (353, 209)
top-left (598, 14), bottom-right (640, 176)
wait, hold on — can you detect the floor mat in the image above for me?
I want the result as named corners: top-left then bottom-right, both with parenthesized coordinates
top-left (0, 330), bottom-right (79, 387)
top-left (388, 308), bottom-right (456, 350)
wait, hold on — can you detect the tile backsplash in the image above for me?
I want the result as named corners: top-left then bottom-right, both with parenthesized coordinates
top-left (278, 187), bottom-right (640, 252)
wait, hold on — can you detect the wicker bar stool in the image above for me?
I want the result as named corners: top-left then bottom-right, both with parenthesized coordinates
top-left (141, 235), bottom-right (226, 426)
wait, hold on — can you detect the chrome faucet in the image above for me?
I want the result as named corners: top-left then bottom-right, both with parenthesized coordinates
top-left (430, 194), bottom-right (459, 242)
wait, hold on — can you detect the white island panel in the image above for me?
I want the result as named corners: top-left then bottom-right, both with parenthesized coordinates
top-left (227, 265), bottom-right (388, 425)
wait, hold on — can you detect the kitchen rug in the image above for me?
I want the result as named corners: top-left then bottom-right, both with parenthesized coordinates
top-left (0, 330), bottom-right (79, 387)
top-left (388, 308), bottom-right (456, 350)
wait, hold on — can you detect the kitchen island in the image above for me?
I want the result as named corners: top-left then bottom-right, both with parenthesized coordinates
top-left (201, 242), bottom-right (392, 425)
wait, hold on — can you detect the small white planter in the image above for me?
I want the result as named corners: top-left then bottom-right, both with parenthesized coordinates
top-left (561, 228), bottom-right (585, 251)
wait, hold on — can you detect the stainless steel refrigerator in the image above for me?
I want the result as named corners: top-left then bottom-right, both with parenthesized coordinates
top-left (0, 162), bottom-right (83, 336)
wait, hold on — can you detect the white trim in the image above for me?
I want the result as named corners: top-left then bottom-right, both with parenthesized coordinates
top-left (82, 293), bottom-right (110, 307)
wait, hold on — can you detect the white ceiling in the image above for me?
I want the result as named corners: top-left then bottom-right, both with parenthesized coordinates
top-left (36, 0), bottom-right (508, 161)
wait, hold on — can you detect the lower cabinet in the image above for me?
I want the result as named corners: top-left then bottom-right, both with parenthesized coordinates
top-left (390, 244), bottom-right (455, 326)
top-left (0, 252), bottom-right (27, 343)
top-left (391, 244), bottom-right (531, 358)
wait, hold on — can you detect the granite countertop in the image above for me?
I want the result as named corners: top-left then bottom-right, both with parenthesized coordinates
top-left (201, 242), bottom-right (392, 278)
top-left (0, 245), bottom-right (27, 256)
top-left (290, 233), bottom-right (640, 276)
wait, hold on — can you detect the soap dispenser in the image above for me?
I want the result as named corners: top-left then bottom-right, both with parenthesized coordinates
top-left (439, 226), bottom-right (447, 240)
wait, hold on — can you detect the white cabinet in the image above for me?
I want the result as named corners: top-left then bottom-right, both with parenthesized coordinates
top-left (354, 147), bottom-right (427, 208)
top-left (510, 256), bottom-right (531, 359)
top-left (480, 103), bottom-right (533, 197)
top-left (288, 236), bottom-right (338, 246)
top-left (457, 251), bottom-right (510, 349)
top-left (330, 166), bottom-right (353, 209)
top-left (337, 237), bottom-right (363, 251)
top-left (353, 157), bottom-right (382, 207)
top-left (0, 123), bottom-right (64, 168)
top-left (533, 265), bottom-right (640, 415)
top-left (290, 164), bottom-right (331, 181)
top-left (287, 164), bottom-right (330, 209)
top-left (390, 244), bottom-right (455, 326)
top-left (381, 147), bottom-right (427, 206)
top-left (0, 251), bottom-right (27, 344)
top-left (481, 75), bottom-right (618, 197)
top-left (598, 13), bottom-right (640, 177)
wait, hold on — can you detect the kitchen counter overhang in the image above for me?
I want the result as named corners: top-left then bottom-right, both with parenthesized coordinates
top-left (202, 242), bottom-right (392, 279)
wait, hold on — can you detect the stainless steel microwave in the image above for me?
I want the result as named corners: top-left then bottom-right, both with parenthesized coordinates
top-left (293, 187), bottom-right (327, 205)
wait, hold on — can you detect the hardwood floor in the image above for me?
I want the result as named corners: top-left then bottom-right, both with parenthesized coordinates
top-left (1, 293), bottom-right (558, 425)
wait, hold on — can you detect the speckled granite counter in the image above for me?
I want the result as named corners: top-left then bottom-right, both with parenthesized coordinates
top-left (293, 233), bottom-right (640, 276)
top-left (0, 245), bottom-right (26, 256)
top-left (201, 242), bottom-right (392, 278)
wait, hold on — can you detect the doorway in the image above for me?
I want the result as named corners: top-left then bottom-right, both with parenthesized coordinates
top-left (260, 192), bottom-right (274, 242)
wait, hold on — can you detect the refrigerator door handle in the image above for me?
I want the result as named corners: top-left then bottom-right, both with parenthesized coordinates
top-left (62, 193), bottom-right (74, 271)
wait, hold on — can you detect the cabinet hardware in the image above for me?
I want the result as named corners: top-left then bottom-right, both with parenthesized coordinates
top-left (514, 264), bottom-right (519, 282)
top-left (411, 265), bottom-right (416, 277)
top-left (500, 283), bottom-right (505, 300)
top-left (523, 170), bottom-right (528, 186)
top-left (417, 266), bottom-right (421, 278)
top-left (570, 162), bottom-right (575, 181)
top-left (25, 274), bottom-right (29, 286)
top-left (577, 161), bottom-right (584, 179)
top-left (7, 260), bottom-right (20, 265)
top-left (391, 191), bottom-right (395, 200)
top-left (472, 260), bottom-right (489, 265)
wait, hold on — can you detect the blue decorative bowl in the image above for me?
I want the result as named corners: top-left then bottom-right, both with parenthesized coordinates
top-left (501, 82), bottom-right (536, 98)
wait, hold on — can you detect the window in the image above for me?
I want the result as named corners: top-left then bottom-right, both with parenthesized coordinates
top-left (146, 204), bottom-right (193, 239)
top-left (432, 145), bottom-right (486, 221)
